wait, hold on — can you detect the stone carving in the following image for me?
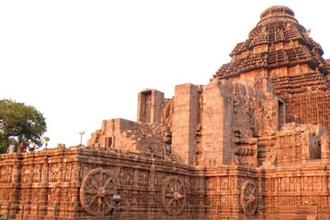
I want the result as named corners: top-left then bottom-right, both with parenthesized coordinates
top-left (161, 176), bottom-right (186, 215)
top-left (240, 180), bottom-right (258, 216)
top-left (263, 151), bottom-right (277, 167)
top-left (3, 5), bottom-right (330, 220)
top-left (80, 168), bottom-right (118, 217)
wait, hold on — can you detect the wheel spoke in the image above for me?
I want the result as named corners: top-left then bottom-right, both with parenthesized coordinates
top-left (105, 200), bottom-right (114, 210)
top-left (85, 189), bottom-right (96, 195)
top-left (86, 183), bottom-right (96, 192)
top-left (168, 198), bottom-right (175, 207)
top-left (97, 197), bottom-right (102, 211)
top-left (102, 199), bottom-right (109, 215)
top-left (174, 201), bottom-right (178, 213)
top-left (99, 172), bottom-right (103, 183)
top-left (174, 181), bottom-right (179, 192)
top-left (104, 178), bottom-right (113, 188)
top-left (172, 181), bottom-right (176, 192)
top-left (178, 183), bottom-right (183, 192)
top-left (166, 192), bottom-right (173, 198)
top-left (87, 195), bottom-right (98, 208)
top-left (91, 178), bottom-right (99, 189)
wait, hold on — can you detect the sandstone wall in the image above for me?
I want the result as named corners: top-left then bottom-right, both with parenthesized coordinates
top-left (200, 80), bottom-right (228, 167)
top-left (261, 162), bottom-right (330, 219)
top-left (172, 83), bottom-right (199, 166)
top-left (0, 147), bottom-right (197, 219)
top-left (137, 89), bottom-right (164, 124)
top-left (2, 148), bottom-right (330, 219)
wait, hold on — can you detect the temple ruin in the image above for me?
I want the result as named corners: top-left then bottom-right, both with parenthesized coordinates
top-left (1, 5), bottom-right (330, 219)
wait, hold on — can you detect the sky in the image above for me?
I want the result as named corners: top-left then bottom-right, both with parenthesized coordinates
top-left (1, 1), bottom-right (330, 147)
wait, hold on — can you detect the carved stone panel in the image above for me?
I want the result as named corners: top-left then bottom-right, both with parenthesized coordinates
top-left (80, 168), bottom-right (118, 217)
top-left (240, 180), bottom-right (258, 216)
top-left (161, 176), bottom-right (186, 215)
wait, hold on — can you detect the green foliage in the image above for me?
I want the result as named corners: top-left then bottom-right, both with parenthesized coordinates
top-left (42, 136), bottom-right (50, 148)
top-left (43, 136), bottom-right (50, 143)
top-left (0, 132), bottom-right (7, 153)
top-left (0, 99), bottom-right (47, 152)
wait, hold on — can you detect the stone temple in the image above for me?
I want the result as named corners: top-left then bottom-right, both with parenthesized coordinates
top-left (2, 5), bottom-right (330, 220)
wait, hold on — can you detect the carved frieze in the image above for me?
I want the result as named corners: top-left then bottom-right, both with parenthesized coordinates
top-left (240, 180), bottom-right (258, 216)
top-left (161, 176), bottom-right (186, 215)
top-left (80, 168), bottom-right (119, 217)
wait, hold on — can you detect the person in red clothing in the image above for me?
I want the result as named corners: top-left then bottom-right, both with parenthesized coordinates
top-left (18, 143), bottom-right (24, 153)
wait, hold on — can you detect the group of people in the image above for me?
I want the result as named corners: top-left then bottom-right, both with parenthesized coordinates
top-left (7, 140), bottom-right (39, 153)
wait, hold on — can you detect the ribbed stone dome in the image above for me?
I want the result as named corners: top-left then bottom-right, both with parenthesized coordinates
top-left (249, 5), bottom-right (300, 39)
top-left (260, 5), bottom-right (295, 20)
top-left (214, 5), bottom-right (327, 80)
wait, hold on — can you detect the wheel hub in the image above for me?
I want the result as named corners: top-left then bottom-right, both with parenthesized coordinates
top-left (173, 192), bottom-right (182, 200)
top-left (248, 194), bottom-right (256, 202)
top-left (98, 187), bottom-right (106, 197)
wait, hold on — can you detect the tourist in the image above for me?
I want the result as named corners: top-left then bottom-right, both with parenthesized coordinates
top-left (7, 142), bottom-right (15, 153)
top-left (28, 141), bottom-right (36, 152)
top-left (18, 143), bottom-right (24, 153)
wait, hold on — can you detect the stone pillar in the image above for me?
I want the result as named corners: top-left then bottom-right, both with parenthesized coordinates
top-left (132, 168), bottom-right (139, 206)
top-left (147, 160), bottom-right (156, 219)
top-left (320, 128), bottom-right (330, 159)
top-left (39, 157), bottom-right (49, 216)
top-left (10, 158), bottom-right (21, 202)
top-left (137, 89), bottom-right (164, 124)
top-left (9, 154), bottom-right (22, 219)
top-left (201, 80), bottom-right (231, 166)
top-left (172, 83), bottom-right (199, 166)
top-left (68, 153), bottom-right (80, 218)
top-left (25, 164), bottom-right (34, 214)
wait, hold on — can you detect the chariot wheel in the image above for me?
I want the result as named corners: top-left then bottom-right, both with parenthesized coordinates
top-left (80, 168), bottom-right (117, 216)
top-left (161, 176), bottom-right (186, 215)
top-left (240, 180), bottom-right (258, 216)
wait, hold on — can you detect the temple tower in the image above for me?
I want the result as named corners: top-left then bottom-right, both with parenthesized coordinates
top-left (214, 5), bottom-right (330, 136)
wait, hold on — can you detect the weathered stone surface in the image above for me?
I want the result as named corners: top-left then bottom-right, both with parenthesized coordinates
top-left (2, 5), bottom-right (330, 220)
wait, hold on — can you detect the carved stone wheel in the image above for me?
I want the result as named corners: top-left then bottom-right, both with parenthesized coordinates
top-left (161, 176), bottom-right (186, 215)
top-left (80, 168), bottom-right (117, 216)
top-left (240, 180), bottom-right (258, 216)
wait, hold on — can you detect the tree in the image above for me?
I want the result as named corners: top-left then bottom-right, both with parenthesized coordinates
top-left (43, 136), bottom-right (50, 148)
top-left (0, 99), bottom-right (47, 153)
